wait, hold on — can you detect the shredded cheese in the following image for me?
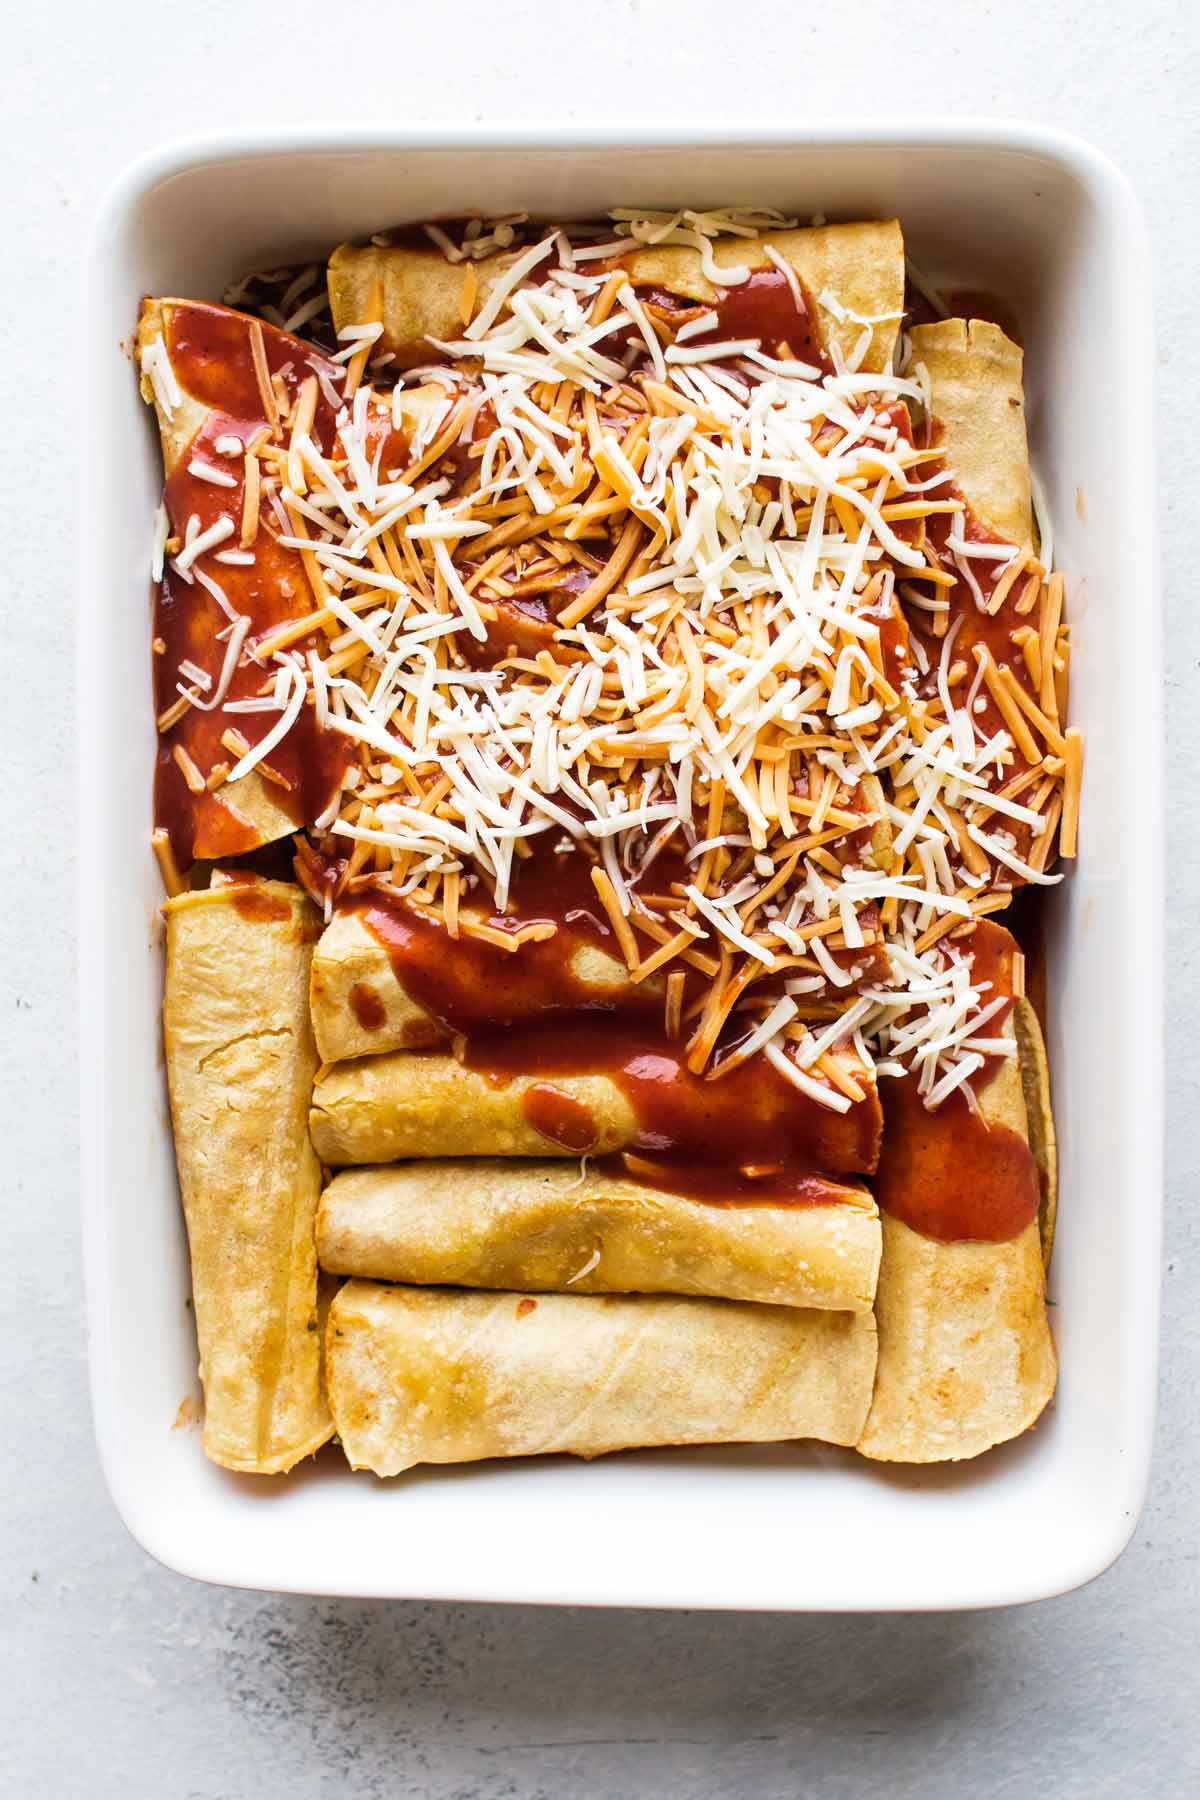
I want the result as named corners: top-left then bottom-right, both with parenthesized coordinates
top-left (154, 209), bottom-right (1077, 1106)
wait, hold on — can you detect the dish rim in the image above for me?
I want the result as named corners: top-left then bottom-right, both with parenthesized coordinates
top-left (79, 117), bottom-right (1162, 1609)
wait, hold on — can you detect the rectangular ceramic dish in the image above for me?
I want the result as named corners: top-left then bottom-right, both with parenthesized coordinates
top-left (80, 122), bottom-right (1161, 1608)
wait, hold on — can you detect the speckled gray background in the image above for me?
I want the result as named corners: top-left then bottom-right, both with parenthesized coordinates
top-left (3, 3), bottom-right (1196, 1794)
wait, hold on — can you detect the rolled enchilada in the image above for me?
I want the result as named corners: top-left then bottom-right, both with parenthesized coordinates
top-left (138, 299), bottom-right (348, 865)
top-left (316, 1158), bottom-right (882, 1312)
top-left (857, 1003), bottom-right (1056, 1462)
top-left (327, 1282), bottom-right (878, 1474)
top-left (162, 876), bottom-right (330, 1472)
top-left (328, 218), bottom-right (905, 374)
top-left (309, 1037), bottom-right (882, 1175)
top-left (853, 319), bottom-right (1064, 1462)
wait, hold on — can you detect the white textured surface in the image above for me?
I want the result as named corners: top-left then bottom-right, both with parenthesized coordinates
top-left (2, 1), bottom-right (1195, 1792)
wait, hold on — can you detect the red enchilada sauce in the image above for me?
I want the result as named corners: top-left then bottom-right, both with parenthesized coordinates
top-left (472, 1013), bottom-right (881, 1190)
top-left (356, 848), bottom-right (662, 1030)
top-left (821, 396), bottom-right (1036, 743)
top-left (870, 397), bottom-right (1056, 870)
top-left (521, 1084), bottom-right (601, 1156)
top-left (348, 981), bottom-right (388, 1032)
top-left (164, 303), bottom-right (335, 422)
top-left (226, 881), bottom-right (293, 925)
top-left (873, 920), bottom-right (1041, 1243)
top-left (456, 568), bottom-right (595, 672)
top-left (874, 1081), bottom-right (1040, 1242)
top-left (354, 837), bottom-right (888, 1033)
top-left (636, 267), bottom-right (831, 370)
top-left (709, 267), bottom-right (828, 365)
top-left (904, 280), bottom-right (1022, 344)
top-left (922, 482), bottom-right (1035, 670)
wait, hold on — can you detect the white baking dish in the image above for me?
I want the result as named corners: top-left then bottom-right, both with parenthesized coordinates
top-left (80, 122), bottom-right (1161, 1609)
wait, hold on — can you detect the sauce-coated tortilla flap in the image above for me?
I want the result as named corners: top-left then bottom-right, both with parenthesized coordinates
top-left (163, 877), bottom-right (330, 1472)
top-left (328, 219), bottom-right (904, 375)
top-left (316, 1159), bottom-right (882, 1313)
top-left (856, 1018), bottom-right (1057, 1464)
top-left (326, 1282), bottom-right (878, 1475)
top-left (309, 907), bottom-right (640, 1065)
top-left (909, 317), bottom-right (1035, 551)
top-left (187, 768), bottom-right (297, 860)
top-left (138, 299), bottom-right (210, 473)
